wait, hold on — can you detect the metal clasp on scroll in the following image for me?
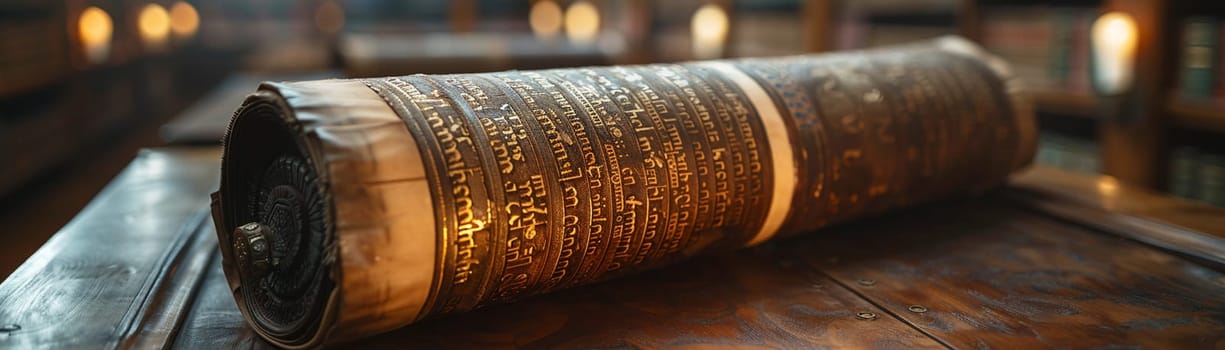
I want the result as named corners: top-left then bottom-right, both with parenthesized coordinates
top-left (234, 222), bottom-right (279, 278)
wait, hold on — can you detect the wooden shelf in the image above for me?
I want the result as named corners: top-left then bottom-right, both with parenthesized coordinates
top-left (1168, 99), bottom-right (1225, 133)
top-left (843, 0), bottom-right (959, 13)
top-left (1031, 90), bottom-right (1098, 117)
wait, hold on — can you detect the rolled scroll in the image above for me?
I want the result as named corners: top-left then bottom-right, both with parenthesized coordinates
top-left (211, 36), bottom-right (1034, 348)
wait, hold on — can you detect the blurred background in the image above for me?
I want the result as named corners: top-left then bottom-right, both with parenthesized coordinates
top-left (1, 0), bottom-right (1224, 276)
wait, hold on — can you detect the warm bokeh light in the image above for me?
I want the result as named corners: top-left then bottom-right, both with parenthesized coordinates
top-left (78, 6), bottom-right (113, 64)
top-left (564, 1), bottom-right (599, 45)
top-left (1090, 11), bottom-right (1138, 95)
top-left (529, 0), bottom-right (563, 40)
top-left (1097, 176), bottom-right (1119, 195)
top-left (138, 3), bottom-right (171, 48)
top-left (169, 2), bottom-right (199, 39)
top-left (1096, 176), bottom-right (1119, 209)
top-left (691, 4), bottom-right (729, 59)
top-left (315, 0), bottom-right (345, 34)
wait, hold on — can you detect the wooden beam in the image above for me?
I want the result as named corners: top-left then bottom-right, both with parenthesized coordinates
top-left (803, 0), bottom-right (834, 52)
top-left (623, 0), bottom-right (654, 64)
top-left (958, 0), bottom-right (981, 42)
top-left (450, 0), bottom-right (477, 33)
top-left (1098, 0), bottom-right (1172, 189)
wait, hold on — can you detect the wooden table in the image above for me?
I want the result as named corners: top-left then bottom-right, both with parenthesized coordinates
top-left (159, 72), bottom-right (340, 145)
top-left (1, 147), bottom-right (1223, 349)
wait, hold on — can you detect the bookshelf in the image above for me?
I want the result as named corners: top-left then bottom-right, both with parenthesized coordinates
top-left (1031, 91), bottom-right (1099, 118)
top-left (1169, 100), bottom-right (1225, 133)
top-left (801, 0), bottom-right (1225, 203)
top-left (0, 0), bottom-right (236, 197)
top-left (959, 0), bottom-right (1225, 202)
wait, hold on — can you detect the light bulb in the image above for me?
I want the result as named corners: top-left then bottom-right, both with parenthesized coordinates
top-left (1090, 12), bottom-right (1138, 95)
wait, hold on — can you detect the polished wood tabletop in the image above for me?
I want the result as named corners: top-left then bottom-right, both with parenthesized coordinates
top-left (1, 147), bottom-right (1222, 349)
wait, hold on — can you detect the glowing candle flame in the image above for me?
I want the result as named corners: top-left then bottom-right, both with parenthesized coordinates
top-left (139, 3), bottom-right (171, 50)
top-left (169, 2), bottom-right (199, 39)
top-left (1090, 12), bottom-right (1138, 95)
top-left (530, 0), bottom-right (563, 40)
top-left (78, 6), bottom-right (113, 64)
top-left (564, 1), bottom-right (599, 45)
top-left (691, 4), bottom-right (729, 59)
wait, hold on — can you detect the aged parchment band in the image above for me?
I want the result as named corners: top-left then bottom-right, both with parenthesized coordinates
top-left (700, 61), bottom-right (797, 246)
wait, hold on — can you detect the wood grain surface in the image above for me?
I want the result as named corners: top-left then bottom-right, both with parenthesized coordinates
top-left (1012, 166), bottom-right (1225, 239)
top-left (793, 200), bottom-right (1225, 349)
top-left (1010, 166), bottom-right (1225, 268)
top-left (0, 148), bottom-right (221, 349)
top-left (2, 148), bottom-right (1225, 349)
top-left (174, 239), bottom-right (945, 349)
top-left (342, 243), bottom-right (945, 349)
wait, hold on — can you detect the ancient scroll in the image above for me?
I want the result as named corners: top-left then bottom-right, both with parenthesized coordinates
top-left (211, 36), bottom-right (1034, 348)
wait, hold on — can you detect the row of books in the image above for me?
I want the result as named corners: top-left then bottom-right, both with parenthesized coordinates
top-left (0, 17), bottom-right (68, 96)
top-left (832, 0), bottom-right (958, 49)
top-left (835, 22), bottom-right (954, 50)
top-left (1035, 133), bottom-right (1101, 175)
top-left (1179, 17), bottom-right (1225, 100)
top-left (834, 12), bottom-right (956, 50)
top-left (1037, 135), bottom-right (1225, 207)
top-left (980, 6), bottom-right (1094, 95)
top-left (1169, 147), bottom-right (1225, 207)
